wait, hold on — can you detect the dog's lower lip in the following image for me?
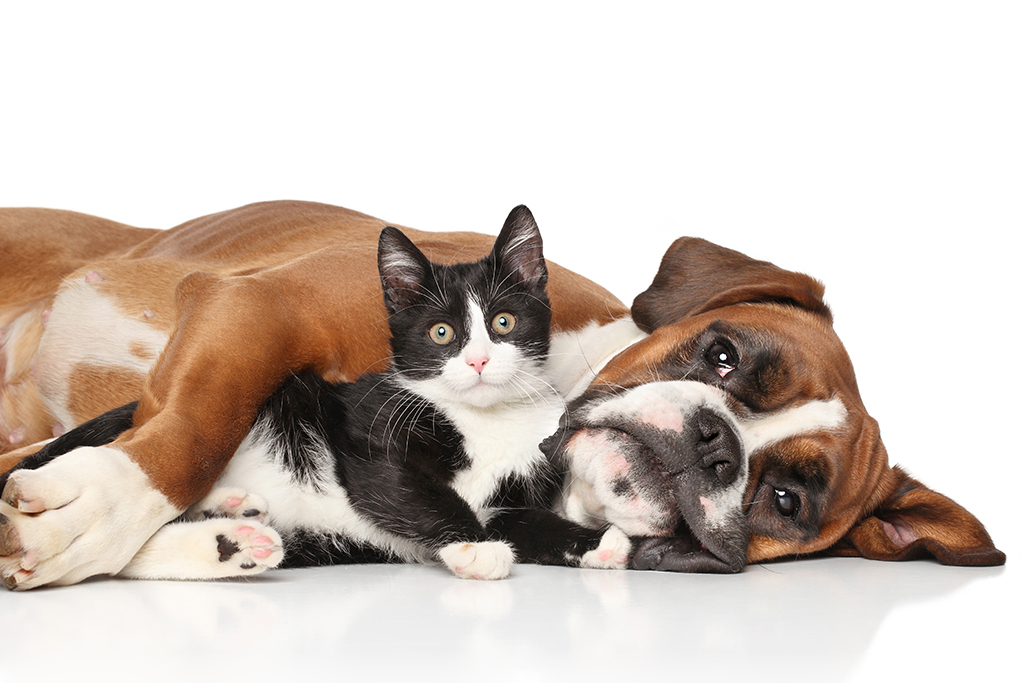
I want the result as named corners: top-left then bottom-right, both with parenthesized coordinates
top-left (682, 523), bottom-right (707, 551)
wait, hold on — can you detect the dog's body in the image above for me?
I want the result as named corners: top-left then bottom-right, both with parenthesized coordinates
top-left (0, 201), bottom-right (1004, 589)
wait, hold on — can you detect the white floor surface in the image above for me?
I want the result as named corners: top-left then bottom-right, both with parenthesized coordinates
top-left (2, 556), bottom-right (1013, 682)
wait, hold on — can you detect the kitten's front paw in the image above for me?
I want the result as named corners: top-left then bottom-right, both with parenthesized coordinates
top-left (580, 526), bottom-right (631, 570)
top-left (438, 541), bottom-right (514, 580)
top-left (187, 487), bottom-right (269, 524)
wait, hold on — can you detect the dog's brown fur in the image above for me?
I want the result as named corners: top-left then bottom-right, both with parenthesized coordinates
top-left (0, 201), bottom-right (1003, 589)
top-left (2, 202), bottom-right (626, 497)
top-left (594, 237), bottom-right (1003, 566)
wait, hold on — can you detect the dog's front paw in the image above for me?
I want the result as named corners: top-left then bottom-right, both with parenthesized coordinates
top-left (1, 446), bottom-right (179, 590)
top-left (438, 541), bottom-right (515, 580)
top-left (581, 526), bottom-right (631, 570)
top-left (188, 487), bottom-right (269, 524)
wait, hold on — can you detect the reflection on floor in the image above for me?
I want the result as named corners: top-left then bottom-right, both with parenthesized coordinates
top-left (2, 557), bottom-right (1010, 682)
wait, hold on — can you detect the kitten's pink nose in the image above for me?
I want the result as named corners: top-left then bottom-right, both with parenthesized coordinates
top-left (467, 357), bottom-right (489, 374)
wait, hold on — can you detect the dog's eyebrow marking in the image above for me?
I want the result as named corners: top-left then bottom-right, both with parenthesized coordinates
top-left (738, 397), bottom-right (847, 454)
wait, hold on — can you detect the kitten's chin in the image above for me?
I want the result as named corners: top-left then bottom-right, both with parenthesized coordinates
top-left (399, 375), bottom-right (506, 410)
top-left (448, 380), bottom-right (510, 409)
top-left (404, 365), bottom-right (552, 411)
top-left (425, 377), bottom-right (528, 410)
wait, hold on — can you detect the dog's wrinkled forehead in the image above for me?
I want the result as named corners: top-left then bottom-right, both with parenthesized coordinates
top-left (594, 305), bottom-right (859, 419)
top-left (616, 235), bottom-right (858, 410)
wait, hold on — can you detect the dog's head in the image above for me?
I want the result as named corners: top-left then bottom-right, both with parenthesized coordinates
top-left (547, 238), bottom-right (1004, 572)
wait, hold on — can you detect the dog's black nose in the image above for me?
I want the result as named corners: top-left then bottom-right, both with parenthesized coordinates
top-left (694, 409), bottom-right (743, 485)
top-left (654, 407), bottom-right (743, 486)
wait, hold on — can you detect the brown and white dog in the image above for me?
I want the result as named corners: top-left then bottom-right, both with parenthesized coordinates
top-left (0, 201), bottom-right (1004, 589)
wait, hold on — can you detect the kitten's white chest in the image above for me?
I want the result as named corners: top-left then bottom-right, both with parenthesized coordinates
top-left (443, 399), bottom-right (562, 514)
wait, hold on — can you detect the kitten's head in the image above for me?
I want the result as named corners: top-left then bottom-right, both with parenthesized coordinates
top-left (378, 205), bottom-right (552, 409)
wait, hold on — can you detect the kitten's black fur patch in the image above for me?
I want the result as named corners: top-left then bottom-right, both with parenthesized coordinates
top-left (257, 206), bottom-right (609, 566)
top-left (9, 206), bottom-right (617, 574)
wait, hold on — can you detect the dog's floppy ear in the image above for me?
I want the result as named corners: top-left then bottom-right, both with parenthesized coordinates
top-left (632, 237), bottom-right (831, 332)
top-left (829, 466), bottom-right (1005, 566)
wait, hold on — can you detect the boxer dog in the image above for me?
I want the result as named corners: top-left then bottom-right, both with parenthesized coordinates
top-left (549, 238), bottom-right (1005, 570)
top-left (0, 201), bottom-right (1004, 589)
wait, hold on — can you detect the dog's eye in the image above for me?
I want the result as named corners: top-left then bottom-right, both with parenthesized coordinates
top-left (706, 342), bottom-right (737, 378)
top-left (774, 489), bottom-right (799, 517)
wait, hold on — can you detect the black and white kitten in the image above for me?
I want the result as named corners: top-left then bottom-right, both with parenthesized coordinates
top-left (113, 205), bottom-right (629, 581)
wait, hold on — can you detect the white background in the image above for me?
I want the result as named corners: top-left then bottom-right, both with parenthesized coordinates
top-left (2, 2), bottom-right (1020, 681)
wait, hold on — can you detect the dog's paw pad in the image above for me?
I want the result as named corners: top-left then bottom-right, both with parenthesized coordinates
top-left (438, 541), bottom-right (514, 580)
top-left (581, 526), bottom-right (631, 569)
top-left (214, 523), bottom-right (283, 572)
top-left (195, 488), bottom-right (269, 523)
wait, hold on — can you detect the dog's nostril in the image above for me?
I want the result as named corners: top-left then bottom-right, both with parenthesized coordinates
top-left (701, 453), bottom-right (736, 483)
top-left (699, 427), bottom-right (721, 444)
top-left (696, 409), bottom-right (727, 444)
top-left (715, 461), bottom-right (735, 482)
top-left (694, 409), bottom-right (742, 484)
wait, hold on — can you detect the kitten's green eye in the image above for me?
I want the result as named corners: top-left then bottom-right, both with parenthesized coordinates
top-left (429, 323), bottom-right (455, 345)
top-left (491, 313), bottom-right (516, 335)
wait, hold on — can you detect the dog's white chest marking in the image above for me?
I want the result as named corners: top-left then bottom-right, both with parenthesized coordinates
top-left (547, 318), bottom-right (648, 400)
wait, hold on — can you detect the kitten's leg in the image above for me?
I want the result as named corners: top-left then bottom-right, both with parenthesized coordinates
top-left (347, 475), bottom-right (514, 580)
top-left (437, 540), bottom-right (515, 580)
top-left (487, 509), bottom-right (631, 570)
top-left (280, 528), bottom-right (404, 568)
top-left (118, 519), bottom-right (283, 580)
top-left (580, 526), bottom-right (632, 569)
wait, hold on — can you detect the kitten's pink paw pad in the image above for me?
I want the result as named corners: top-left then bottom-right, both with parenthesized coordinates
top-left (581, 526), bottom-right (631, 570)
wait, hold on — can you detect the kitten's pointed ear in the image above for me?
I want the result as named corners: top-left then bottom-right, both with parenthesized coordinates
top-left (493, 205), bottom-right (548, 288)
top-left (378, 227), bottom-right (431, 313)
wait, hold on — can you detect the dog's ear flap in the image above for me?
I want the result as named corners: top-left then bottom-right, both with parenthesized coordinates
top-left (631, 237), bottom-right (831, 332)
top-left (828, 466), bottom-right (1006, 567)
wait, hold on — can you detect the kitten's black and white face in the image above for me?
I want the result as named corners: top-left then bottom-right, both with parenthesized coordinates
top-left (378, 205), bottom-right (552, 409)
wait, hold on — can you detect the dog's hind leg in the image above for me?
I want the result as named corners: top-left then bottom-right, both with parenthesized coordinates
top-left (118, 518), bottom-right (284, 581)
